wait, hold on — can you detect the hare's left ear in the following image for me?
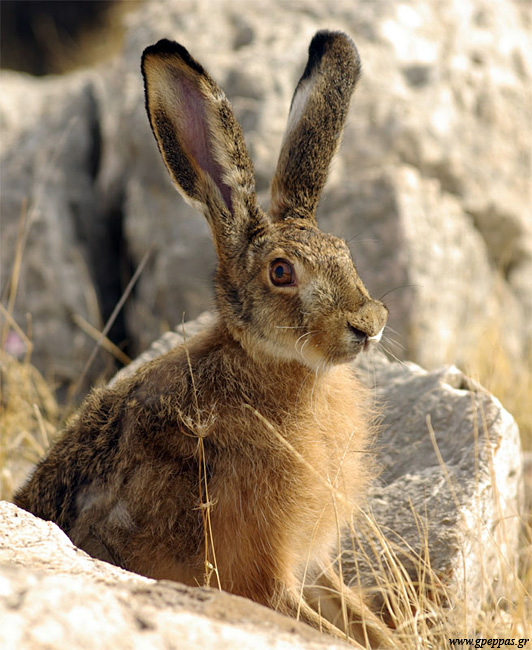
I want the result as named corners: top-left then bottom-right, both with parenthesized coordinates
top-left (270, 31), bottom-right (361, 223)
top-left (141, 39), bottom-right (262, 259)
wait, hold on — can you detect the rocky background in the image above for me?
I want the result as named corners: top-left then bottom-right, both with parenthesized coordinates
top-left (1, 0), bottom-right (531, 395)
top-left (1, 2), bottom-right (530, 645)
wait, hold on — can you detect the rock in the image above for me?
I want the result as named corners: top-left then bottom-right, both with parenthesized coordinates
top-left (0, 70), bottom-right (106, 391)
top-left (99, 0), bottom-right (531, 367)
top-left (347, 352), bottom-right (523, 627)
top-left (0, 0), bottom-right (532, 381)
top-left (317, 165), bottom-right (522, 366)
top-left (0, 502), bottom-right (348, 650)
top-left (1, 5), bottom-right (528, 638)
top-left (1, 0), bottom-right (531, 377)
top-left (3, 313), bottom-right (524, 644)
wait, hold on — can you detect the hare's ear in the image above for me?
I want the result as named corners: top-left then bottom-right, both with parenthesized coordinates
top-left (270, 31), bottom-right (361, 223)
top-left (142, 40), bottom-right (260, 257)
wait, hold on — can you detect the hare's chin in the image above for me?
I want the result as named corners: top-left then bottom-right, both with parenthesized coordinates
top-left (237, 329), bottom-right (331, 371)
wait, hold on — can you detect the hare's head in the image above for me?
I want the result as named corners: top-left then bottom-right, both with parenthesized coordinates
top-left (142, 31), bottom-right (387, 369)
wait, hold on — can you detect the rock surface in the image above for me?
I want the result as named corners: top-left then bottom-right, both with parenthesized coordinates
top-left (1, 0), bottom-right (531, 383)
top-left (0, 70), bottom-right (104, 390)
top-left (0, 502), bottom-right (349, 650)
top-left (1, 1), bottom-right (528, 642)
top-left (349, 352), bottom-right (523, 624)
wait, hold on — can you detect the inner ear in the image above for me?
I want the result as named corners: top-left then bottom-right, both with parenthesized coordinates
top-left (143, 38), bottom-right (261, 257)
top-left (168, 72), bottom-right (233, 213)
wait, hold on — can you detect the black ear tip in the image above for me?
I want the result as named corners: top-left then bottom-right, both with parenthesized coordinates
top-left (310, 29), bottom-right (356, 51)
top-left (143, 38), bottom-right (184, 57)
top-left (304, 30), bottom-right (361, 81)
top-left (141, 39), bottom-right (205, 75)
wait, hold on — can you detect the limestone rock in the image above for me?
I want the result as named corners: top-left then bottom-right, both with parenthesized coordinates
top-left (0, 502), bottom-right (348, 650)
top-left (0, 71), bottom-right (104, 390)
top-left (101, 0), bottom-right (531, 366)
top-left (111, 315), bottom-right (524, 625)
top-left (1, 0), bottom-right (530, 377)
top-left (3, 312), bottom-right (524, 646)
top-left (348, 352), bottom-right (523, 625)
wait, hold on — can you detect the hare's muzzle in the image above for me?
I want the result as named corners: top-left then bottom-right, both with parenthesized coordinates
top-left (346, 300), bottom-right (388, 352)
top-left (348, 322), bottom-right (386, 351)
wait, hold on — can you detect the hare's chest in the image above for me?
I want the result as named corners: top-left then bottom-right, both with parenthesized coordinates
top-left (207, 435), bottom-right (342, 579)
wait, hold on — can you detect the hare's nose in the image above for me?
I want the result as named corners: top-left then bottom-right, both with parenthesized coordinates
top-left (368, 326), bottom-right (385, 342)
top-left (348, 322), bottom-right (385, 350)
top-left (347, 298), bottom-right (388, 341)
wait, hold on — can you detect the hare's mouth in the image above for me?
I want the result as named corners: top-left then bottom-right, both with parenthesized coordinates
top-left (348, 324), bottom-right (385, 351)
top-left (366, 325), bottom-right (385, 349)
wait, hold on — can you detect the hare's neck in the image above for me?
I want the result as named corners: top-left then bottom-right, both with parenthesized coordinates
top-left (206, 319), bottom-right (345, 411)
top-left (177, 320), bottom-right (365, 454)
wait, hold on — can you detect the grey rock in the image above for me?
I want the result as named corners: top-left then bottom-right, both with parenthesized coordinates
top-left (100, 0), bottom-right (531, 368)
top-left (0, 502), bottom-right (349, 650)
top-left (318, 166), bottom-right (526, 365)
top-left (1, 0), bottom-right (530, 377)
top-left (348, 352), bottom-right (523, 626)
top-left (2, 312), bottom-right (524, 645)
top-left (0, 71), bottom-right (104, 390)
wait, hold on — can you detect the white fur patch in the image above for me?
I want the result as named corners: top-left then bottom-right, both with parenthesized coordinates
top-left (283, 78), bottom-right (313, 145)
top-left (368, 326), bottom-right (385, 343)
top-left (76, 484), bottom-right (133, 531)
top-left (76, 483), bottom-right (105, 514)
top-left (107, 501), bottom-right (134, 530)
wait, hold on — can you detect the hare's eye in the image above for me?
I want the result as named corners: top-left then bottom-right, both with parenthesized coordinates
top-left (269, 259), bottom-right (296, 287)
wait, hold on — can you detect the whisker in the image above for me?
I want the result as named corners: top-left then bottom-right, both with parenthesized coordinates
top-left (296, 365), bottom-right (319, 410)
top-left (348, 237), bottom-right (379, 245)
top-left (300, 332), bottom-right (320, 366)
top-left (294, 331), bottom-right (310, 355)
top-left (382, 325), bottom-right (402, 337)
top-left (382, 334), bottom-right (406, 354)
top-left (379, 284), bottom-right (419, 302)
top-left (309, 362), bottom-right (321, 412)
top-left (380, 342), bottom-right (409, 370)
top-left (300, 334), bottom-right (314, 357)
top-left (294, 330), bottom-right (320, 358)
top-left (344, 229), bottom-right (379, 245)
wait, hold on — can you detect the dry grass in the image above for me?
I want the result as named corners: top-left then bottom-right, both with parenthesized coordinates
top-left (1, 3), bottom-right (529, 641)
top-left (0, 351), bottom-right (59, 501)
top-left (464, 324), bottom-right (532, 452)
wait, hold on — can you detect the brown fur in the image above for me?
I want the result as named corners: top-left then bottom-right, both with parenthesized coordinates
top-left (15, 31), bottom-right (393, 648)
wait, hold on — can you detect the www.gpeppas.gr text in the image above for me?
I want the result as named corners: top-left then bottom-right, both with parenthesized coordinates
top-left (449, 640), bottom-right (529, 648)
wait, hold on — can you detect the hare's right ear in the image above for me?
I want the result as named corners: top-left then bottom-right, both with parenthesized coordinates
top-left (141, 40), bottom-right (261, 259)
top-left (270, 31), bottom-right (361, 223)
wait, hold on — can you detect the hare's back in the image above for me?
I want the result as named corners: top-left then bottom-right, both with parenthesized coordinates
top-left (14, 331), bottom-right (227, 543)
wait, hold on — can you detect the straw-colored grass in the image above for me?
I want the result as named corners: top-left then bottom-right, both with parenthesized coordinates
top-left (0, 351), bottom-right (59, 501)
top-left (464, 324), bottom-right (532, 452)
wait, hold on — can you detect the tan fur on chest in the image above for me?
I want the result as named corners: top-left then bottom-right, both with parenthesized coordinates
top-left (209, 400), bottom-right (371, 603)
top-left (116, 346), bottom-right (372, 600)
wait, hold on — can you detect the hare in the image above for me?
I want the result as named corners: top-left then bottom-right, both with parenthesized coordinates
top-left (15, 31), bottom-right (392, 648)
